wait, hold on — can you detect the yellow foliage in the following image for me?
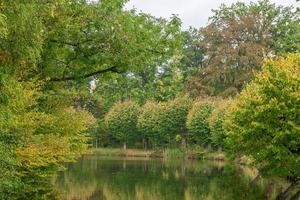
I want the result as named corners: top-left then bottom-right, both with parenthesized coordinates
top-left (16, 135), bottom-right (71, 176)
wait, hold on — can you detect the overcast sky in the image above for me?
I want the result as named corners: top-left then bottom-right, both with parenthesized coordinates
top-left (125, 0), bottom-right (299, 30)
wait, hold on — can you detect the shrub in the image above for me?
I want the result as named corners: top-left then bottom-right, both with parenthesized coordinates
top-left (224, 54), bottom-right (300, 183)
top-left (186, 100), bottom-right (213, 147)
top-left (105, 100), bottom-right (140, 149)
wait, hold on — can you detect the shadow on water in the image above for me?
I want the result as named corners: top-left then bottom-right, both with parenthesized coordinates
top-left (51, 155), bottom-right (287, 200)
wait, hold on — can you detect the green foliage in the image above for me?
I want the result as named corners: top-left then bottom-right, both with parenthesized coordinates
top-left (225, 54), bottom-right (300, 180)
top-left (186, 100), bottom-right (213, 146)
top-left (209, 100), bottom-right (232, 149)
top-left (0, 14), bottom-right (7, 38)
top-left (95, 53), bottom-right (185, 110)
top-left (137, 101), bottom-right (166, 147)
top-left (0, 142), bottom-right (19, 199)
top-left (1, 0), bottom-right (182, 81)
top-left (105, 101), bottom-right (140, 148)
top-left (162, 96), bottom-right (192, 142)
top-left (180, 28), bottom-right (204, 79)
top-left (137, 96), bottom-right (192, 148)
top-left (38, 0), bottom-right (182, 82)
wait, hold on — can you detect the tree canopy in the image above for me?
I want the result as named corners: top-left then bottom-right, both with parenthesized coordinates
top-left (187, 0), bottom-right (299, 97)
top-left (225, 54), bottom-right (300, 181)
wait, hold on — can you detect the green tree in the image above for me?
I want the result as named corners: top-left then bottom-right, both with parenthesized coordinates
top-left (39, 1), bottom-right (182, 82)
top-left (1, 0), bottom-right (182, 93)
top-left (137, 101), bottom-right (166, 148)
top-left (180, 28), bottom-right (204, 79)
top-left (137, 96), bottom-right (191, 148)
top-left (162, 96), bottom-right (192, 147)
top-left (209, 99), bottom-right (232, 150)
top-left (186, 100), bottom-right (213, 147)
top-left (94, 51), bottom-right (185, 112)
top-left (225, 54), bottom-right (300, 199)
top-left (105, 101), bottom-right (140, 150)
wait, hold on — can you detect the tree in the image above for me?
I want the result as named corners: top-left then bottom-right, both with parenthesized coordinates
top-left (105, 101), bottom-right (140, 150)
top-left (180, 28), bottom-right (204, 79)
top-left (95, 58), bottom-right (185, 107)
top-left (137, 101), bottom-right (166, 148)
top-left (180, 28), bottom-right (206, 98)
top-left (0, 0), bottom-right (182, 82)
top-left (162, 95), bottom-right (192, 147)
top-left (225, 54), bottom-right (300, 199)
top-left (186, 100), bottom-right (214, 147)
top-left (136, 96), bottom-right (192, 149)
top-left (187, 0), bottom-right (299, 97)
top-left (0, 74), bottom-right (95, 198)
top-left (209, 99), bottom-right (232, 150)
top-left (40, 0), bottom-right (182, 82)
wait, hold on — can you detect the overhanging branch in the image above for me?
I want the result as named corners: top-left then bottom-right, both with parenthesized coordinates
top-left (48, 66), bottom-right (119, 82)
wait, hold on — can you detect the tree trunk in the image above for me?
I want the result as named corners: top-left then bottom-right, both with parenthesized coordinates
top-left (249, 174), bottom-right (261, 187)
top-left (143, 138), bottom-right (148, 150)
top-left (181, 138), bottom-right (187, 148)
top-left (290, 190), bottom-right (300, 200)
top-left (123, 142), bottom-right (127, 150)
top-left (276, 181), bottom-right (299, 200)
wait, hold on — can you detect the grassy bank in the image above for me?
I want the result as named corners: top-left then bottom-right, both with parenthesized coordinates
top-left (90, 147), bottom-right (225, 161)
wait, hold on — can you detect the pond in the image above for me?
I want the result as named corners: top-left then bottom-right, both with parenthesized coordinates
top-left (52, 155), bottom-right (285, 200)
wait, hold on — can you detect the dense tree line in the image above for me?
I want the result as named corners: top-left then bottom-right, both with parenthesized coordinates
top-left (103, 96), bottom-right (228, 150)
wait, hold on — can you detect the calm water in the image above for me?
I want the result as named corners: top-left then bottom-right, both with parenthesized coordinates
top-left (52, 155), bottom-right (284, 200)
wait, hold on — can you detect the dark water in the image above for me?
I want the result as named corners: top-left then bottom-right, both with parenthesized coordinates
top-left (52, 155), bottom-right (285, 200)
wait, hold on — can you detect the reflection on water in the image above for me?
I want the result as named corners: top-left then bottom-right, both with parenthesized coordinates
top-left (52, 155), bottom-right (285, 200)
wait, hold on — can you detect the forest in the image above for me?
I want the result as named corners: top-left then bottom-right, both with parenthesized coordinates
top-left (0, 0), bottom-right (299, 199)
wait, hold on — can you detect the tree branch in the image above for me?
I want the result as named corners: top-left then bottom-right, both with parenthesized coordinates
top-left (48, 66), bottom-right (120, 82)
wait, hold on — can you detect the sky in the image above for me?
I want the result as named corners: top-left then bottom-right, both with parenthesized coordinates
top-left (125, 0), bottom-right (299, 30)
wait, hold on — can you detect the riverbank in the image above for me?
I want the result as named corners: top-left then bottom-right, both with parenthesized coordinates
top-left (90, 147), bottom-right (225, 161)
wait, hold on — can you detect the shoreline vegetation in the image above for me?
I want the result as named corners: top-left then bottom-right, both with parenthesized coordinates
top-left (90, 147), bottom-right (226, 161)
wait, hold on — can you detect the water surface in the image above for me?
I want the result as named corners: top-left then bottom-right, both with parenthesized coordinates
top-left (53, 155), bottom-right (283, 200)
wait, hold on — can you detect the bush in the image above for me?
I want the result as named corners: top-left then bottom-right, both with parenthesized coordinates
top-left (224, 54), bottom-right (300, 182)
top-left (209, 100), bottom-right (232, 150)
top-left (186, 100), bottom-right (213, 147)
top-left (105, 100), bottom-right (140, 149)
